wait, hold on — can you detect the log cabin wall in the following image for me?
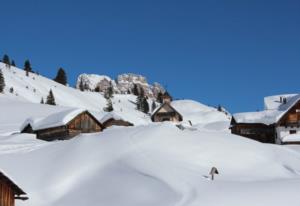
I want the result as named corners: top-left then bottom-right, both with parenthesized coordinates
top-left (231, 123), bottom-right (275, 143)
top-left (0, 180), bottom-right (15, 206)
top-left (67, 112), bottom-right (103, 133)
top-left (36, 126), bottom-right (68, 141)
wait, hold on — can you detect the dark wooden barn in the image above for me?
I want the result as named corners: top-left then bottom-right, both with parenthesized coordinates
top-left (230, 118), bottom-right (275, 143)
top-left (151, 103), bottom-right (183, 123)
top-left (21, 109), bottom-right (104, 141)
top-left (0, 170), bottom-right (28, 206)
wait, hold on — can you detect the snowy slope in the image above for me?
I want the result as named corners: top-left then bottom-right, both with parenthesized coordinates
top-left (0, 124), bottom-right (300, 206)
top-left (0, 62), bottom-right (230, 128)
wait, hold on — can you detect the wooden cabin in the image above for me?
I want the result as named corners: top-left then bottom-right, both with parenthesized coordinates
top-left (100, 112), bottom-right (134, 128)
top-left (231, 94), bottom-right (300, 144)
top-left (151, 103), bottom-right (183, 122)
top-left (102, 118), bottom-right (134, 128)
top-left (0, 171), bottom-right (28, 206)
top-left (21, 109), bottom-right (104, 141)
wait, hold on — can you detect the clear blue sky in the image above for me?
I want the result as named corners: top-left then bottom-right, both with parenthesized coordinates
top-left (1, 0), bottom-right (300, 113)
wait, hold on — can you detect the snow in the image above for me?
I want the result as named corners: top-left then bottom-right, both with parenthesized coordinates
top-left (2, 62), bottom-right (300, 206)
top-left (1, 123), bottom-right (300, 206)
top-left (281, 134), bottom-right (300, 143)
top-left (20, 108), bottom-right (86, 131)
top-left (264, 94), bottom-right (298, 110)
top-left (234, 94), bottom-right (300, 125)
top-left (99, 112), bottom-right (125, 123)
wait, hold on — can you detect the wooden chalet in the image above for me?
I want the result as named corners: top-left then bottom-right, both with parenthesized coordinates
top-left (100, 112), bottom-right (134, 128)
top-left (231, 94), bottom-right (300, 144)
top-left (21, 109), bottom-right (104, 141)
top-left (151, 103), bottom-right (183, 122)
top-left (0, 170), bottom-right (28, 206)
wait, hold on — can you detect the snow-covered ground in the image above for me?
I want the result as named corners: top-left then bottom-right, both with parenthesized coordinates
top-left (1, 63), bottom-right (300, 206)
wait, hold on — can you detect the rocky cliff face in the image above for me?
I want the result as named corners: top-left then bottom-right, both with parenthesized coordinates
top-left (76, 73), bottom-right (165, 98)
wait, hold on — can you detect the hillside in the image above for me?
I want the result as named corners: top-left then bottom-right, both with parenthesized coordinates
top-left (1, 62), bottom-right (300, 206)
top-left (0, 62), bottom-right (230, 129)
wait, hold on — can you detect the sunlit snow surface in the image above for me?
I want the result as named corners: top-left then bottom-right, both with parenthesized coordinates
top-left (1, 63), bottom-right (300, 206)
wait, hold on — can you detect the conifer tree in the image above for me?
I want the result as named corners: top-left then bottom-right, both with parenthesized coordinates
top-left (2, 54), bottom-right (10, 67)
top-left (217, 104), bottom-right (222, 112)
top-left (46, 89), bottom-right (56, 105)
top-left (132, 84), bottom-right (139, 96)
top-left (104, 98), bottom-right (114, 112)
top-left (151, 100), bottom-right (157, 112)
top-left (157, 92), bottom-right (163, 103)
top-left (142, 97), bottom-right (149, 114)
top-left (24, 59), bottom-right (32, 76)
top-left (0, 69), bottom-right (5, 93)
top-left (54, 67), bottom-right (67, 85)
top-left (40, 98), bottom-right (44, 104)
top-left (78, 78), bottom-right (84, 91)
top-left (136, 87), bottom-right (145, 111)
top-left (107, 81), bottom-right (114, 98)
top-left (11, 60), bottom-right (16, 67)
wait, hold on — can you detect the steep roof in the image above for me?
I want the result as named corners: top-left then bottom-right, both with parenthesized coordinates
top-left (233, 94), bottom-right (300, 125)
top-left (0, 170), bottom-right (27, 196)
top-left (20, 108), bottom-right (102, 131)
top-left (151, 102), bottom-right (183, 121)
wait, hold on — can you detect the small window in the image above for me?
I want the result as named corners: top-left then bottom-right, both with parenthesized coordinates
top-left (289, 130), bottom-right (297, 134)
top-left (296, 109), bottom-right (300, 113)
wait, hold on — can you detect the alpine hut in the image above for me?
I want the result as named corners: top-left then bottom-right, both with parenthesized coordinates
top-left (100, 112), bottom-right (134, 128)
top-left (0, 170), bottom-right (28, 206)
top-left (231, 94), bottom-right (300, 144)
top-left (21, 108), bottom-right (104, 141)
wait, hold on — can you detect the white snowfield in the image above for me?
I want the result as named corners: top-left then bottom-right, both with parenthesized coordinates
top-left (1, 63), bottom-right (300, 205)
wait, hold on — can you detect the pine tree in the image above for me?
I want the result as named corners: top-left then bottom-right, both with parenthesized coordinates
top-left (54, 67), bottom-right (67, 85)
top-left (157, 92), bottom-right (163, 103)
top-left (40, 98), bottom-right (44, 104)
top-left (46, 89), bottom-right (56, 105)
top-left (132, 84), bottom-right (139, 96)
top-left (0, 69), bottom-right (5, 93)
top-left (107, 81), bottom-right (114, 98)
top-left (104, 98), bottom-right (114, 112)
top-left (136, 87), bottom-right (145, 111)
top-left (151, 101), bottom-right (157, 112)
top-left (24, 59), bottom-right (32, 76)
top-left (217, 104), bottom-right (222, 112)
top-left (142, 97), bottom-right (149, 114)
top-left (2, 54), bottom-right (11, 67)
top-left (78, 78), bottom-right (84, 91)
top-left (11, 60), bottom-right (16, 67)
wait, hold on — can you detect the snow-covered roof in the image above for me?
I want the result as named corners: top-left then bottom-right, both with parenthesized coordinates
top-left (233, 94), bottom-right (300, 125)
top-left (100, 112), bottom-right (125, 123)
top-left (264, 94), bottom-right (298, 110)
top-left (20, 108), bottom-right (86, 131)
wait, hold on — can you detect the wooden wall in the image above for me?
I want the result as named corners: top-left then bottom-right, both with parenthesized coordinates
top-left (278, 101), bottom-right (300, 126)
top-left (231, 123), bottom-right (275, 143)
top-left (0, 180), bottom-right (15, 206)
